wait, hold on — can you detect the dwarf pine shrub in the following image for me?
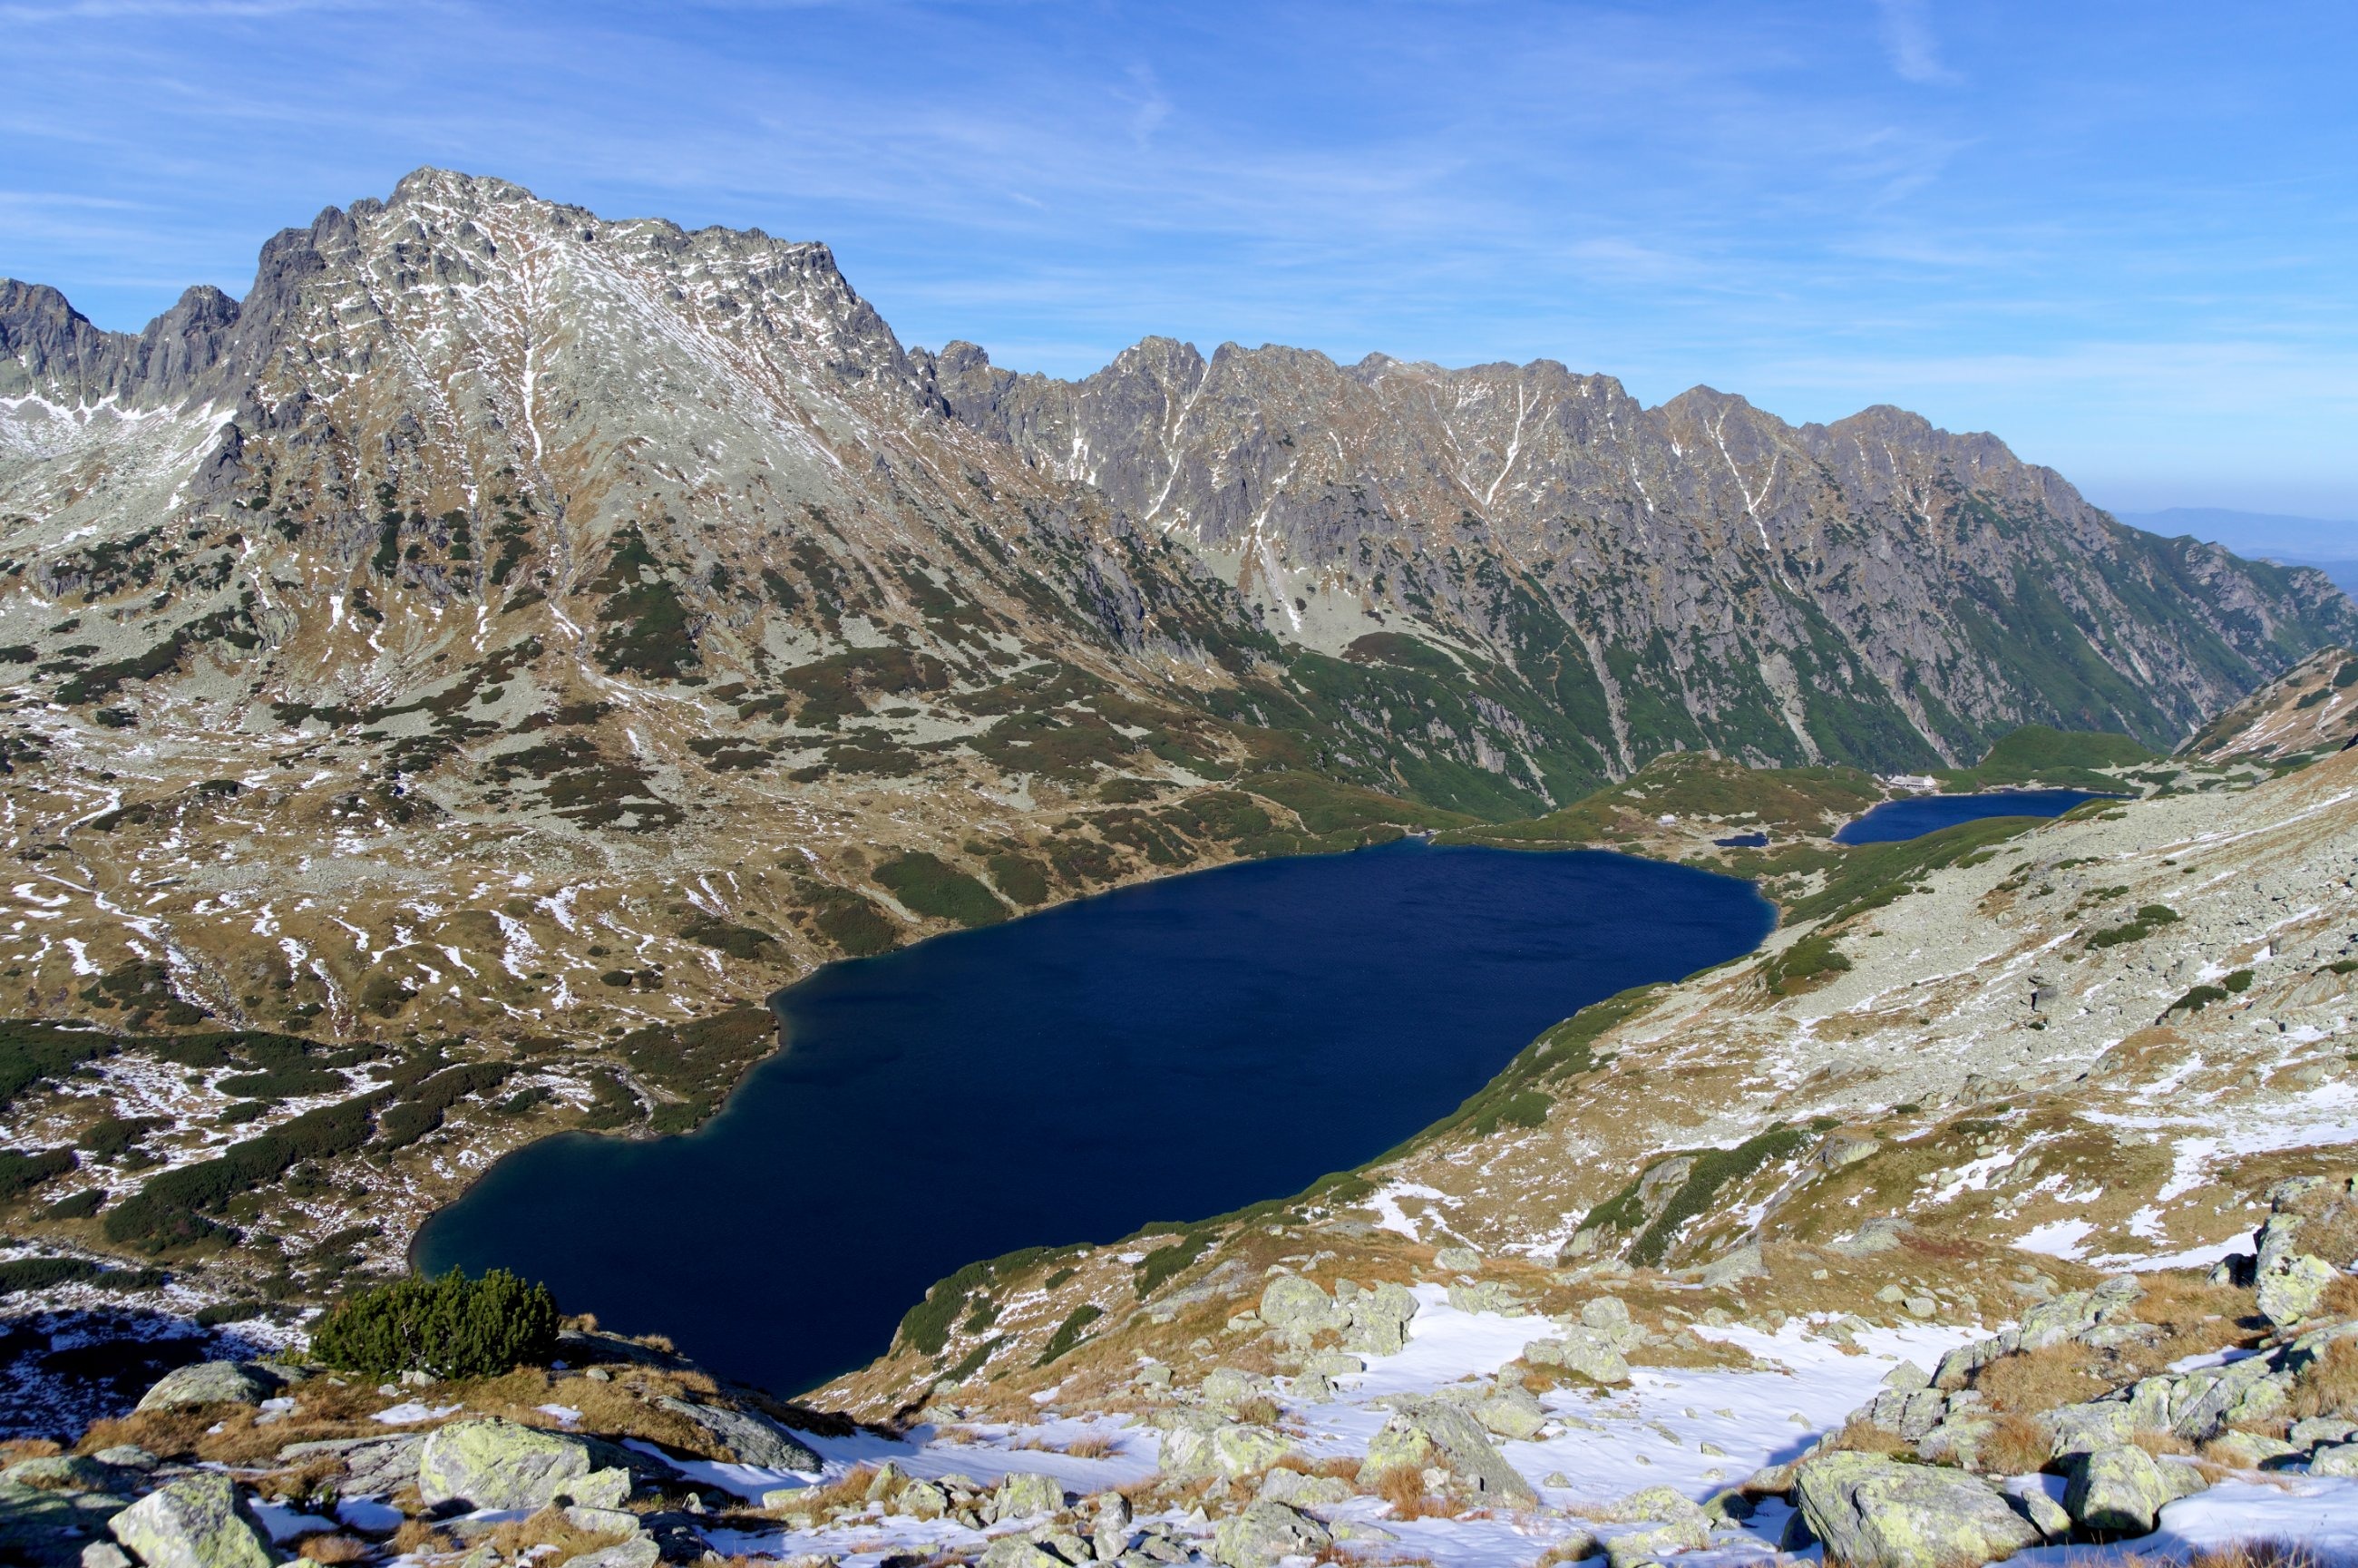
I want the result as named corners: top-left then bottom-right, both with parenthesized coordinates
top-left (310, 1268), bottom-right (559, 1378)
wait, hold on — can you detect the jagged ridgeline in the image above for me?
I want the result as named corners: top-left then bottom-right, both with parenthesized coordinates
top-left (4, 170), bottom-right (2351, 810)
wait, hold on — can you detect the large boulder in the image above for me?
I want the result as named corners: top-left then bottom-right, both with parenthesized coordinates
top-left (1359, 1399), bottom-right (1535, 1503)
top-left (1859, 1388), bottom-right (1948, 1444)
top-left (2256, 1176), bottom-right (2358, 1274)
top-left (1259, 1278), bottom-right (1347, 1342)
top-left (1213, 1500), bottom-right (1331, 1568)
top-left (2256, 1254), bottom-right (2340, 1329)
top-left (1475, 1387), bottom-right (1547, 1440)
top-left (2171, 1355), bottom-right (2290, 1442)
top-left (653, 1397), bottom-right (820, 1471)
top-left (1524, 1328), bottom-right (1630, 1386)
top-left (1211, 1426), bottom-right (1296, 1478)
top-left (992, 1472), bottom-right (1066, 1521)
top-left (107, 1474), bottom-right (274, 1568)
top-left (2061, 1446), bottom-right (2175, 1534)
top-left (418, 1418), bottom-right (598, 1511)
top-left (1793, 1451), bottom-right (2040, 1568)
top-left (134, 1362), bottom-right (279, 1413)
top-left (2047, 1401), bottom-right (2138, 1458)
top-left (1258, 1469), bottom-right (1352, 1508)
top-left (1342, 1282), bottom-right (1419, 1356)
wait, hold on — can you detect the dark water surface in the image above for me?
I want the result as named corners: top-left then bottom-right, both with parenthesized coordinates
top-left (1834, 789), bottom-right (2111, 844)
top-left (415, 841), bottom-right (1774, 1396)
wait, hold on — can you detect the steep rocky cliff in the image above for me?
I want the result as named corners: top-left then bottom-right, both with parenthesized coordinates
top-left (924, 338), bottom-right (2353, 804)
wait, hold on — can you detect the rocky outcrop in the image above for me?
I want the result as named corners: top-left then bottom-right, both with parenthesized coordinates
top-left (1357, 1398), bottom-right (1535, 1503)
top-left (1792, 1451), bottom-right (2041, 1568)
top-left (652, 1396), bottom-right (820, 1471)
top-left (1211, 1500), bottom-right (1330, 1568)
top-left (416, 1417), bottom-right (603, 1511)
top-left (133, 1363), bottom-right (279, 1413)
top-left (106, 1474), bottom-right (275, 1568)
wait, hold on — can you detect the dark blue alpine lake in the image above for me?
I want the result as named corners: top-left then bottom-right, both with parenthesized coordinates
top-left (1833, 789), bottom-right (2110, 844)
top-left (414, 840), bottom-right (1774, 1397)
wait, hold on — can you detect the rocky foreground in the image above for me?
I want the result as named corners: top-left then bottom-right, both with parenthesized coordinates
top-left (14, 1173), bottom-right (2358, 1568)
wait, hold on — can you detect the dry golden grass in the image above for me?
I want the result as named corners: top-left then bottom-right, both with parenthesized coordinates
top-left (1369, 1465), bottom-right (1455, 1520)
top-left (2115, 1540), bottom-right (2330, 1568)
top-left (1062, 1432), bottom-right (1123, 1460)
top-left (387, 1521), bottom-right (453, 1557)
top-left (764, 1464), bottom-right (878, 1518)
top-left (0, 1438), bottom-right (61, 1462)
top-left (1977, 1414), bottom-right (2055, 1477)
top-left (1233, 1395), bottom-right (1281, 1427)
top-left (2132, 1429), bottom-right (2197, 1459)
top-left (485, 1505), bottom-right (632, 1566)
top-left (1827, 1417), bottom-right (1913, 1457)
top-left (2321, 1274), bottom-right (2358, 1320)
top-left (2290, 1339), bottom-right (2358, 1421)
top-left (292, 1534), bottom-right (371, 1564)
top-left (1974, 1344), bottom-right (2110, 1416)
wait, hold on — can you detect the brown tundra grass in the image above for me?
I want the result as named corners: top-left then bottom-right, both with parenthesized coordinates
top-left (2291, 1339), bottom-right (2358, 1421)
top-left (292, 1534), bottom-right (371, 1564)
top-left (386, 1521), bottom-right (453, 1557)
top-left (486, 1505), bottom-right (632, 1566)
top-left (1974, 1344), bottom-right (2110, 1416)
top-left (1369, 1466), bottom-right (1453, 1521)
top-left (1975, 1414), bottom-right (2055, 1477)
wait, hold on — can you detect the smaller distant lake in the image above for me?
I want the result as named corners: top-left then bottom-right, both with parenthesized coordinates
top-left (1835, 789), bottom-right (2113, 845)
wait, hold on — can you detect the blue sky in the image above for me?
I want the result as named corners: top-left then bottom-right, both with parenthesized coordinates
top-left (5, 1), bottom-right (2354, 526)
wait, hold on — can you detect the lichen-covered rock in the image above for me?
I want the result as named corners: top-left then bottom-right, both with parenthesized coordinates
top-left (1523, 1327), bottom-right (1630, 1386)
top-left (2171, 1355), bottom-right (2290, 1442)
top-left (1603, 1522), bottom-right (1706, 1568)
top-left (1794, 1451), bottom-right (2040, 1568)
top-left (1700, 1244), bottom-right (1766, 1287)
top-left (1446, 1281), bottom-right (1528, 1316)
top-left (3, 1455), bottom-right (122, 1492)
top-left (1599, 1485), bottom-right (1709, 1526)
top-left (1211, 1426), bottom-right (1297, 1478)
top-left (1257, 1469), bottom-right (1353, 1508)
top-left (654, 1396), bottom-right (821, 1471)
top-left (992, 1471), bottom-right (1066, 1520)
top-left (1260, 1277), bottom-right (1347, 1340)
top-left (134, 1362), bottom-right (278, 1413)
top-left (1433, 1247), bottom-right (1483, 1273)
top-left (107, 1474), bottom-right (274, 1568)
top-left (1359, 1398), bottom-right (1536, 1502)
top-left (1200, 1368), bottom-right (1270, 1409)
top-left (1475, 1387), bottom-right (1547, 1440)
top-left (1212, 1500), bottom-right (1331, 1568)
top-left (980, 1536), bottom-right (1067, 1568)
top-left (2061, 1446), bottom-right (2176, 1534)
top-left (2256, 1253), bottom-right (2340, 1329)
top-left (568, 1540), bottom-right (660, 1568)
top-left (2310, 1441), bottom-right (2358, 1476)
top-left (1860, 1388), bottom-right (1948, 1443)
top-left (1342, 1282), bottom-right (1419, 1356)
top-left (2046, 1401), bottom-right (2138, 1458)
top-left (418, 1418), bottom-right (597, 1511)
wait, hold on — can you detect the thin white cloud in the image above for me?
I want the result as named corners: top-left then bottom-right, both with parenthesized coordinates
top-left (1872, 0), bottom-right (1961, 84)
